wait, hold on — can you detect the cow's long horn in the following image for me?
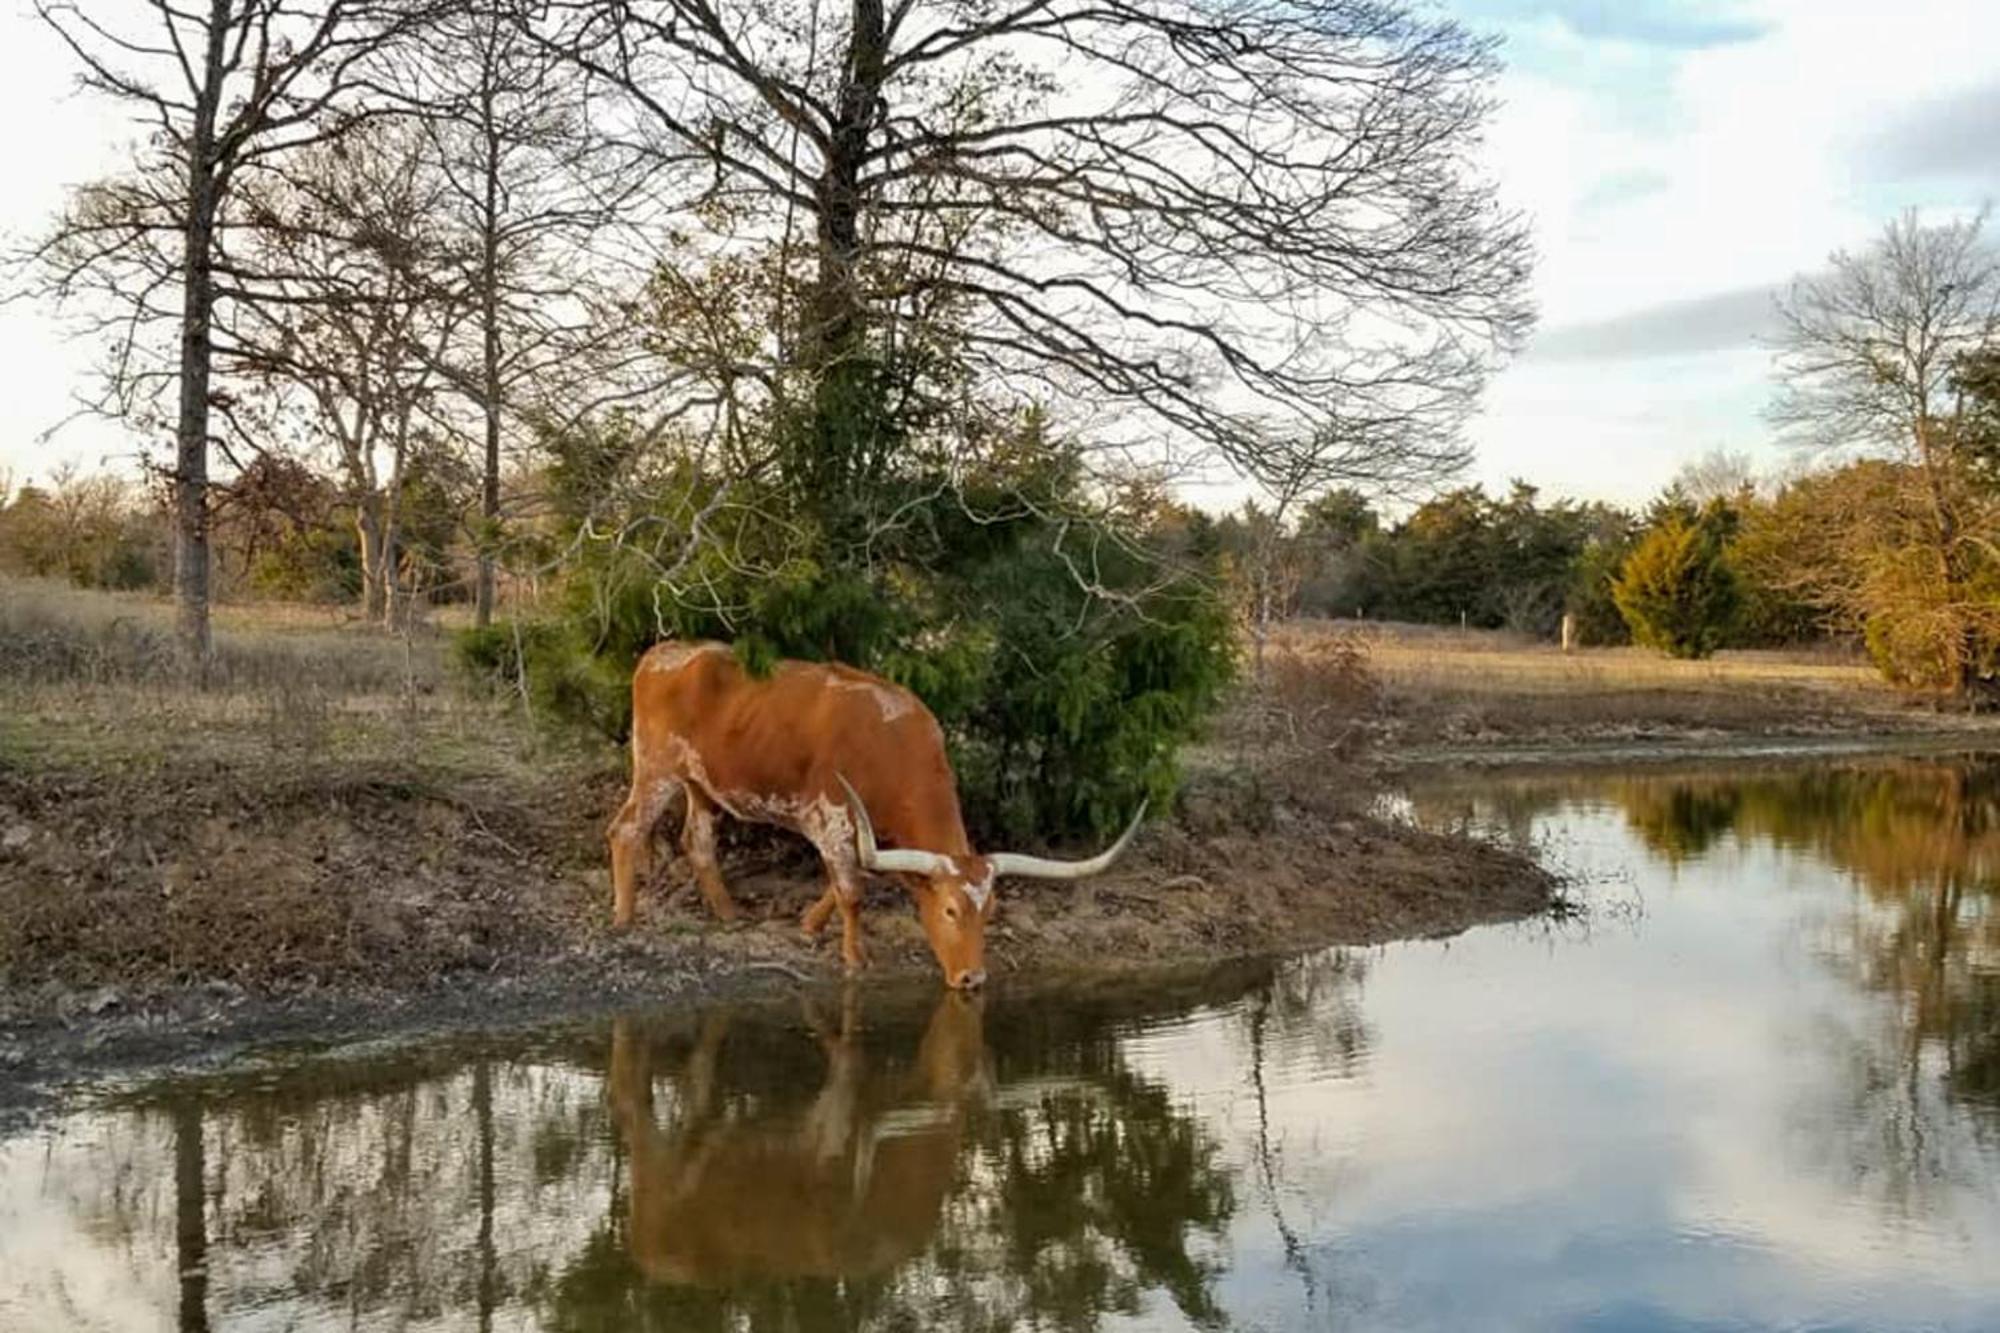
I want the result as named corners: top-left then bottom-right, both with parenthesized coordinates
top-left (836, 774), bottom-right (956, 877)
top-left (987, 800), bottom-right (1149, 881)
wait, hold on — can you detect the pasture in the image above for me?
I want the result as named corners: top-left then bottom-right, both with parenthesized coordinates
top-left (1280, 618), bottom-right (1992, 754)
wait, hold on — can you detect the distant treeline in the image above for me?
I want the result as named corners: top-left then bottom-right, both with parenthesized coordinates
top-left (0, 453), bottom-right (466, 615)
top-left (0, 434), bottom-right (1980, 683)
top-left (1176, 350), bottom-right (2000, 692)
top-left (1179, 481), bottom-right (1641, 642)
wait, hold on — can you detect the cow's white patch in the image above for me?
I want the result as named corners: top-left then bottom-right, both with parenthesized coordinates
top-left (964, 872), bottom-right (994, 910)
top-left (829, 676), bottom-right (915, 723)
top-left (642, 641), bottom-right (723, 676)
top-left (732, 790), bottom-right (810, 831)
top-left (663, 735), bottom-right (705, 785)
top-left (800, 795), bottom-right (859, 867)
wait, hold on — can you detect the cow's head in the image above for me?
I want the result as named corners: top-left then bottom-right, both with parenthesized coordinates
top-left (837, 776), bottom-right (1147, 991)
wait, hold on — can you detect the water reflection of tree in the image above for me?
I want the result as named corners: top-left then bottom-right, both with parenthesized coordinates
top-left (550, 987), bottom-right (1242, 1332)
top-left (1619, 761), bottom-right (2000, 1146)
top-left (983, 1050), bottom-right (1233, 1329)
top-left (80, 1050), bottom-right (619, 1330)
top-left (55, 969), bottom-right (1265, 1331)
top-left (1244, 951), bottom-right (1372, 1322)
top-left (1432, 758), bottom-right (2000, 1170)
top-left (174, 1101), bottom-right (208, 1333)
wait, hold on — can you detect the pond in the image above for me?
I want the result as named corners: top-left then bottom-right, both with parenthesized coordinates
top-left (4, 753), bottom-right (1999, 1331)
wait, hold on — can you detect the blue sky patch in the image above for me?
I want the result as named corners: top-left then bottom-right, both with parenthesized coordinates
top-left (1455, 0), bottom-right (1772, 50)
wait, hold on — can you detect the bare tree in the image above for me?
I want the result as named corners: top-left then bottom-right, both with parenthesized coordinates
top-left (18, 0), bottom-right (428, 670)
top-left (399, 2), bottom-right (649, 626)
top-left (231, 123), bottom-right (473, 623)
top-left (1773, 209), bottom-right (2000, 695)
top-left (1672, 447), bottom-right (1758, 505)
top-left (538, 0), bottom-right (1532, 519)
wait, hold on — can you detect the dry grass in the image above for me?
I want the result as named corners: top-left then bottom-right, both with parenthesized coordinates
top-left (1277, 618), bottom-right (1988, 752)
top-left (0, 580), bottom-right (623, 1004)
top-left (0, 576), bottom-right (576, 779)
top-left (0, 575), bottom-right (441, 693)
top-left (1196, 629), bottom-right (1383, 826)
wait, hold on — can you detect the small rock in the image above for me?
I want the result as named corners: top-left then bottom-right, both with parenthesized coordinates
top-left (1, 824), bottom-right (30, 852)
top-left (87, 986), bottom-right (124, 1016)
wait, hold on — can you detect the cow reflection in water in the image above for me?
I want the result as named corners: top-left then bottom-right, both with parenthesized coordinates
top-left (607, 993), bottom-right (987, 1286)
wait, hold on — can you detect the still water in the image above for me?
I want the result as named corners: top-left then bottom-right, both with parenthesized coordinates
top-left (4, 754), bottom-right (2000, 1331)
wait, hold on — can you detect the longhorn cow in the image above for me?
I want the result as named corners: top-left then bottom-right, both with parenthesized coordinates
top-left (606, 995), bottom-right (985, 1285)
top-left (607, 641), bottom-right (1146, 988)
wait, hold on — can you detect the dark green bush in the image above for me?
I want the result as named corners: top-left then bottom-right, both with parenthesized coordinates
top-left (1565, 536), bottom-right (1636, 646)
top-left (247, 523), bottom-right (363, 603)
top-left (459, 496), bottom-right (1234, 841)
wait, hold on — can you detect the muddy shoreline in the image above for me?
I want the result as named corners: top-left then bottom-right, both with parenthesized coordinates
top-left (0, 747), bottom-right (1557, 1124)
top-left (1393, 726), bottom-right (2000, 774)
top-left (17, 714), bottom-right (2000, 1124)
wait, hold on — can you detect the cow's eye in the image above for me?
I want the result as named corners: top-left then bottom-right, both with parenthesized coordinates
top-left (944, 903), bottom-right (960, 922)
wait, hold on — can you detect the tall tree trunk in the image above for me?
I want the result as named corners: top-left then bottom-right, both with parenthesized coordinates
top-left (175, 0), bottom-right (232, 678)
top-left (382, 428), bottom-right (408, 627)
top-left (796, 0), bottom-right (888, 519)
top-left (474, 63), bottom-right (503, 628)
top-left (357, 497), bottom-right (389, 623)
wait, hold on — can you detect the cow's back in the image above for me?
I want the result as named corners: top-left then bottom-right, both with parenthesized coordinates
top-left (629, 643), bottom-right (949, 832)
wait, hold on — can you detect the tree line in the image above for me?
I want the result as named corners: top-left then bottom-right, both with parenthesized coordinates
top-left (1189, 210), bottom-right (2000, 694)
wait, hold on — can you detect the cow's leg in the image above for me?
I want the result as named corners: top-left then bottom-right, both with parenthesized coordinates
top-left (680, 1011), bottom-right (729, 1128)
top-left (800, 880), bottom-right (840, 938)
top-left (680, 788), bottom-right (741, 923)
top-left (800, 852), bottom-right (864, 964)
top-left (607, 1017), bottom-right (653, 1126)
top-left (826, 864), bottom-right (869, 974)
top-left (801, 994), bottom-right (862, 1165)
top-left (802, 808), bottom-right (868, 971)
top-left (608, 774), bottom-right (681, 928)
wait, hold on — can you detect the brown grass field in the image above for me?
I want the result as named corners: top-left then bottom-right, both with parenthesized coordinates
top-left (1271, 618), bottom-right (2000, 755)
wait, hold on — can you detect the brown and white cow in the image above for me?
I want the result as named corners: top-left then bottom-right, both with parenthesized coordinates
top-left (606, 994), bottom-right (985, 1285)
top-left (607, 640), bottom-right (1145, 988)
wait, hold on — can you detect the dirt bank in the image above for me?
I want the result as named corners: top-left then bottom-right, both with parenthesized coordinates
top-left (0, 745), bottom-right (1555, 1116)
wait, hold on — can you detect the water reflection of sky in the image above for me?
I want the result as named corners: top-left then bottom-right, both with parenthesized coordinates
top-left (1183, 782), bottom-right (2000, 1332)
top-left (4, 758), bottom-right (2000, 1331)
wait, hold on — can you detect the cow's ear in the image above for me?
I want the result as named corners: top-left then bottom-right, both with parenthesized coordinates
top-left (979, 891), bottom-right (999, 922)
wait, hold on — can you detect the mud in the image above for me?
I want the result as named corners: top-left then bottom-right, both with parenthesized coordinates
top-left (0, 750), bottom-right (1556, 1122)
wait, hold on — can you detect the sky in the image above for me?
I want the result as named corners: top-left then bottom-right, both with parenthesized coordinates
top-left (1457, 0), bottom-right (1999, 503)
top-left (0, 0), bottom-right (1995, 507)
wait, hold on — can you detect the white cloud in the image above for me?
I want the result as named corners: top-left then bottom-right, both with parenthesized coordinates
top-left (2, 1), bottom-right (1996, 507)
top-left (1465, 0), bottom-right (2000, 504)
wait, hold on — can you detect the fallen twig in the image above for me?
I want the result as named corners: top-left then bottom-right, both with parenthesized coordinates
top-left (740, 959), bottom-right (814, 984)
